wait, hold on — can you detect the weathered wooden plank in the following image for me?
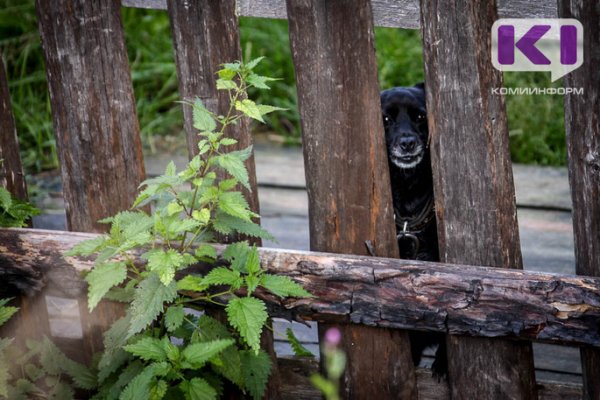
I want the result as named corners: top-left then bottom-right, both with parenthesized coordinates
top-left (122, 0), bottom-right (556, 29)
top-left (35, 0), bottom-right (145, 233)
top-left (0, 56), bottom-right (28, 201)
top-left (559, 2), bottom-right (600, 399)
top-left (420, 1), bottom-right (537, 398)
top-left (285, 0), bottom-right (417, 398)
top-left (3, 229), bottom-right (600, 347)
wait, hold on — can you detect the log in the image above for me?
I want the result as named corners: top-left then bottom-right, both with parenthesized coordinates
top-left (559, 2), bottom-right (600, 399)
top-left (1, 228), bottom-right (599, 349)
top-left (0, 56), bottom-right (28, 201)
top-left (121, 0), bottom-right (557, 29)
top-left (420, 1), bottom-right (537, 398)
top-left (286, 0), bottom-right (416, 398)
top-left (35, 0), bottom-right (145, 233)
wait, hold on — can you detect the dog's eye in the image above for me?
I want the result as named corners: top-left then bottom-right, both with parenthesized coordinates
top-left (383, 115), bottom-right (391, 125)
top-left (416, 113), bottom-right (426, 123)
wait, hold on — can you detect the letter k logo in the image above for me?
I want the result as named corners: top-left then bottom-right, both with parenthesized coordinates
top-left (498, 25), bottom-right (551, 65)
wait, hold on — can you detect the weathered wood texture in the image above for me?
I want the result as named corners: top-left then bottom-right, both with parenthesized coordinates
top-left (0, 57), bottom-right (28, 201)
top-left (560, 2), bottom-right (600, 399)
top-left (286, 1), bottom-right (417, 398)
top-left (278, 357), bottom-right (583, 400)
top-left (420, 1), bottom-right (537, 398)
top-left (3, 229), bottom-right (599, 347)
top-left (35, 0), bottom-right (145, 233)
top-left (121, 0), bottom-right (557, 29)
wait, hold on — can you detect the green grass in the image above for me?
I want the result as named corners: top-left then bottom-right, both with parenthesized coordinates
top-left (0, 3), bottom-right (567, 172)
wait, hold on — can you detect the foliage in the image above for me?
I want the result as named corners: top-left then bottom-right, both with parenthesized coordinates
top-left (0, 186), bottom-right (39, 227)
top-left (286, 328), bottom-right (314, 358)
top-left (310, 328), bottom-right (346, 400)
top-left (1, 3), bottom-right (567, 171)
top-left (66, 59), bottom-right (311, 399)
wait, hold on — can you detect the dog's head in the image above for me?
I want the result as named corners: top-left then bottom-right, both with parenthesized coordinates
top-left (381, 83), bottom-right (428, 170)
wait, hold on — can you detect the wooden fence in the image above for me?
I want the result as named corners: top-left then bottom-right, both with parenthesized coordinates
top-left (1, 0), bottom-right (598, 399)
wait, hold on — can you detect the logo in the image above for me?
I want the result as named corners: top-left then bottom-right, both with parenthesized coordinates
top-left (492, 19), bottom-right (583, 82)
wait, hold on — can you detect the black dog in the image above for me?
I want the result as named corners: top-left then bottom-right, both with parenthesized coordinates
top-left (381, 84), bottom-right (447, 378)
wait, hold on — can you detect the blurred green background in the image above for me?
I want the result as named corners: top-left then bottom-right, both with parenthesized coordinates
top-left (1, 2), bottom-right (566, 173)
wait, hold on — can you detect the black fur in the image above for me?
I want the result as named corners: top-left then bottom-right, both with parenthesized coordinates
top-left (381, 84), bottom-right (447, 378)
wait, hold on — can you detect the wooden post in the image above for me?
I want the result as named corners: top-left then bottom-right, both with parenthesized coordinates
top-left (420, 1), bottom-right (537, 398)
top-left (286, 0), bottom-right (417, 398)
top-left (35, 0), bottom-right (144, 363)
top-left (166, 2), bottom-right (278, 397)
top-left (559, 2), bottom-right (600, 399)
top-left (36, 0), bottom-right (145, 233)
top-left (0, 57), bottom-right (28, 201)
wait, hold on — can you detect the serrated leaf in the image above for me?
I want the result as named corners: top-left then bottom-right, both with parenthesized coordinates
top-left (195, 244), bottom-right (217, 260)
top-left (240, 350), bottom-right (272, 400)
top-left (66, 235), bottom-right (108, 257)
top-left (177, 275), bottom-right (207, 292)
top-left (216, 153), bottom-right (250, 190)
top-left (0, 301), bottom-right (18, 327)
top-left (257, 104), bottom-right (286, 116)
top-left (235, 99), bottom-right (264, 122)
top-left (192, 98), bottom-right (216, 132)
top-left (149, 379), bottom-right (168, 400)
top-left (38, 337), bottom-right (97, 390)
top-left (119, 363), bottom-right (162, 400)
top-left (203, 267), bottom-right (243, 289)
top-left (0, 351), bottom-right (9, 398)
top-left (218, 178), bottom-right (238, 191)
top-left (213, 212), bottom-right (275, 242)
top-left (165, 305), bottom-right (184, 332)
top-left (181, 339), bottom-right (234, 369)
top-left (165, 161), bottom-right (177, 176)
top-left (245, 274), bottom-right (260, 294)
top-left (192, 209), bottom-right (210, 224)
top-left (218, 191), bottom-right (252, 221)
top-left (86, 262), bottom-right (127, 311)
top-left (226, 297), bottom-right (267, 353)
top-left (245, 56), bottom-right (265, 70)
top-left (128, 275), bottom-right (178, 336)
top-left (219, 138), bottom-right (238, 146)
top-left (216, 79), bottom-right (237, 90)
top-left (245, 246), bottom-right (261, 275)
top-left (217, 67), bottom-right (236, 80)
top-left (166, 202), bottom-right (184, 216)
top-left (222, 241), bottom-right (249, 263)
top-left (0, 188), bottom-right (11, 209)
top-left (143, 249), bottom-right (186, 286)
top-left (98, 314), bottom-right (133, 378)
top-left (259, 274), bottom-right (312, 298)
top-left (286, 328), bottom-right (314, 357)
top-left (162, 337), bottom-right (180, 362)
top-left (179, 377), bottom-right (217, 400)
top-left (124, 337), bottom-right (166, 362)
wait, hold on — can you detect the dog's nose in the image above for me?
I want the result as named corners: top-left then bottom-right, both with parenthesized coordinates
top-left (399, 136), bottom-right (417, 152)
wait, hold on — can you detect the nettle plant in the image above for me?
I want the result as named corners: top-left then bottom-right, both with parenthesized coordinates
top-left (68, 58), bottom-right (311, 400)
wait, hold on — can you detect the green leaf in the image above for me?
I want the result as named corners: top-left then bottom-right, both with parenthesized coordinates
top-left (165, 305), bottom-right (185, 333)
top-left (192, 98), bottom-right (216, 132)
top-left (0, 346), bottom-right (10, 398)
top-left (213, 212), bottom-right (275, 241)
top-left (98, 314), bottom-right (133, 378)
top-left (219, 138), bottom-right (238, 146)
top-left (257, 104), bottom-right (287, 116)
top-left (240, 350), bottom-right (272, 400)
top-left (245, 56), bottom-right (265, 70)
top-left (222, 242), bottom-right (249, 265)
top-left (165, 161), bottom-right (177, 176)
top-left (286, 328), bottom-right (314, 357)
top-left (217, 67), bottom-right (236, 80)
top-left (216, 79), bottom-right (237, 91)
top-left (143, 249), bottom-right (186, 286)
top-left (166, 201), bottom-right (184, 216)
top-left (246, 74), bottom-right (277, 90)
top-left (66, 235), bottom-right (108, 257)
top-left (195, 244), bottom-right (217, 260)
top-left (162, 337), bottom-right (180, 362)
top-left (86, 261), bottom-right (127, 311)
top-left (259, 274), bottom-right (312, 298)
top-left (177, 275), bottom-right (207, 292)
top-left (245, 274), bottom-right (260, 295)
top-left (215, 153), bottom-right (250, 190)
top-left (124, 337), bottom-right (167, 362)
top-left (181, 339), bottom-right (234, 369)
top-left (179, 377), bottom-right (217, 400)
top-left (0, 188), bottom-right (11, 209)
top-left (310, 374), bottom-right (337, 398)
top-left (218, 191), bottom-right (252, 221)
top-left (149, 379), bottom-right (168, 400)
top-left (38, 337), bottom-right (97, 390)
top-left (225, 297), bottom-right (267, 353)
top-left (245, 246), bottom-right (261, 275)
top-left (119, 363), bottom-right (161, 400)
top-left (0, 299), bottom-right (18, 327)
top-left (128, 275), bottom-right (178, 336)
top-left (203, 267), bottom-right (243, 289)
top-left (235, 99), bottom-right (264, 122)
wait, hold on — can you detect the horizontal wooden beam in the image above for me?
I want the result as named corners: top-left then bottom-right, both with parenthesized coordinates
top-left (121, 0), bottom-right (557, 29)
top-left (1, 228), bottom-right (599, 347)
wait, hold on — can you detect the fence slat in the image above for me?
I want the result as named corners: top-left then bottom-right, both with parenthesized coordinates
top-left (420, 1), bottom-right (537, 398)
top-left (559, 2), bottom-right (600, 399)
top-left (36, 0), bottom-right (145, 233)
top-left (122, 0), bottom-right (557, 29)
top-left (0, 57), bottom-right (28, 201)
top-left (166, 1), bottom-right (278, 396)
top-left (286, 1), bottom-right (417, 398)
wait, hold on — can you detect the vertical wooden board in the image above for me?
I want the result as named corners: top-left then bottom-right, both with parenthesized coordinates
top-left (419, 1), bottom-right (537, 399)
top-left (167, 0), bottom-right (259, 217)
top-left (35, 0), bottom-right (145, 233)
top-left (0, 57), bottom-right (28, 201)
top-left (167, 2), bottom-right (278, 397)
top-left (286, 1), bottom-right (417, 398)
top-left (559, 2), bottom-right (600, 399)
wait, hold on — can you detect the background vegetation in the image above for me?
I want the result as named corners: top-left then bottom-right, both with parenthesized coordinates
top-left (0, 2), bottom-right (567, 173)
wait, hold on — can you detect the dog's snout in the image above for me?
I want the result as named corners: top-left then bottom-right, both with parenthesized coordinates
top-left (399, 136), bottom-right (417, 152)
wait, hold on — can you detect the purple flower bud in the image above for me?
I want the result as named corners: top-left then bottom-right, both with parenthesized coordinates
top-left (324, 327), bottom-right (342, 347)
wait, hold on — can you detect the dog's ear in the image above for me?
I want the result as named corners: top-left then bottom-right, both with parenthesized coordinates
top-left (414, 82), bottom-right (425, 93)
